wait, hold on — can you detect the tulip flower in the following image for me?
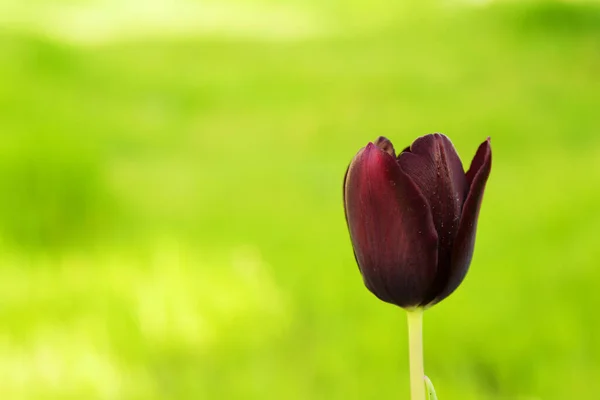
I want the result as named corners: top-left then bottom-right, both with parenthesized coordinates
top-left (343, 134), bottom-right (492, 400)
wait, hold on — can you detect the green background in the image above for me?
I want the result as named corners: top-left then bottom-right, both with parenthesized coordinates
top-left (1, 0), bottom-right (599, 399)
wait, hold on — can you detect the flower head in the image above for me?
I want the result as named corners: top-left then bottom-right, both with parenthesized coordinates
top-left (343, 134), bottom-right (492, 308)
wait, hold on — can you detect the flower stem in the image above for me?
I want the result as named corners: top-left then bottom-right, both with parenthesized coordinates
top-left (406, 308), bottom-right (425, 400)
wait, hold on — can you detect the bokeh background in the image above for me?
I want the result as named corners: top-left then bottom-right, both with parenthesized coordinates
top-left (1, 0), bottom-right (599, 399)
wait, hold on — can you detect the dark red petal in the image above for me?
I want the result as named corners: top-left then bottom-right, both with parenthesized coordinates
top-left (466, 137), bottom-right (491, 187)
top-left (434, 138), bottom-right (492, 304)
top-left (374, 136), bottom-right (396, 157)
top-left (397, 133), bottom-right (468, 305)
top-left (344, 142), bottom-right (438, 308)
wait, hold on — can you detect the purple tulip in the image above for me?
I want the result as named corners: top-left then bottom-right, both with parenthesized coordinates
top-left (343, 134), bottom-right (492, 308)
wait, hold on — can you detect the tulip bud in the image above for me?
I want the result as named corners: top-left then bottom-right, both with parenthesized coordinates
top-left (343, 134), bottom-right (491, 308)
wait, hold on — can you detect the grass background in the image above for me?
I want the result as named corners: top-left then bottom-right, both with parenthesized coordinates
top-left (1, 0), bottom-right (600, 399)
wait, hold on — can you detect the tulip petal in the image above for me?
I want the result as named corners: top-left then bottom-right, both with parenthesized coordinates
top-left (374, 136), bottom-right (396, 157)
top-left (435, 138), bottom-right (492, 304)
top-left (344, 142), bottom-right (439, 308)
top-left (397, 134), bottom-right (468, 305)
top-left (466, 137), bottom-right (491, 187)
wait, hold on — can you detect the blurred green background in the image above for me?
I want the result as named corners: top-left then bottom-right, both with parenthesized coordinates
top-left (1, 0), bottom-right (599, 399)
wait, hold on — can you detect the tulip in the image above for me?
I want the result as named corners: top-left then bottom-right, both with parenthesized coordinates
top-left (343, 133), bottom-right (492, 400)
top-left (343, 134), bottom-right (492, 308)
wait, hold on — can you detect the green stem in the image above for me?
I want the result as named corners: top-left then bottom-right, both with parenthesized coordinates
top-left (406, 308), bottom-right (425, 400)
top-left (424, 375), bottom-right (438, 400)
